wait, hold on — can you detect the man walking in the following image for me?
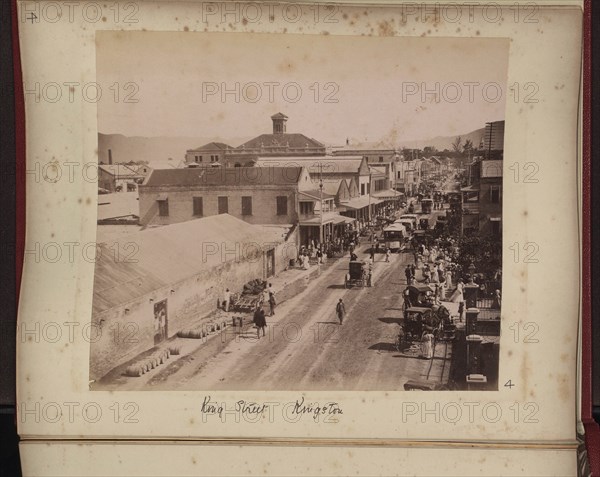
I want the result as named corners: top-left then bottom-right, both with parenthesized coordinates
top-left (404, 265), bottom-right (412, 285)
top-left (253, 304), bottom-right (267, 339)
top-left (268, 288), bottom-right (276, 317)
top-left (336, 298), bottom-right (346, 325)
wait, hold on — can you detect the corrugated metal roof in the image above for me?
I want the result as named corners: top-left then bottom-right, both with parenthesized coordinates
top-left (92, 214), bottom-right (285, 314)
top-left (299, 190), bottom-right (335, 201)
top-left (143, 166), bottom-right (304, 187)
top-left (97, 192), bottom-right (139, 220)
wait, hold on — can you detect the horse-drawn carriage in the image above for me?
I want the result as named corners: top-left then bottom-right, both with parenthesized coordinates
top-left (397, 285), bottom-right (455, 349)
top-left (344, 260), bottom-right (372, 288)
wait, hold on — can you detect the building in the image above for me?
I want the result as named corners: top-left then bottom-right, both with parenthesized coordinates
top-left (255, 156), bottom-right (389, 227)
top-left (482, 120), bottom-right (505, 160)
top-left (184, 113), bottom-right (326, 168)
top-left (184, 142), bottom-right (234, 166)
top-left (138, 166), bottom-right (312, 228)
top-left (461, 159), bottom-right (502, 236)
top-left (98, 164), bottom-right (143, 193)
top-left (89, 214), bottom-right (290, 380)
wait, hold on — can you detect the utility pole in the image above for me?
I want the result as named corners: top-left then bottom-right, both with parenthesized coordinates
top-left (319, 162), bottom-right (324, 245)
top-left (368, 170), bottom-right (372, 227)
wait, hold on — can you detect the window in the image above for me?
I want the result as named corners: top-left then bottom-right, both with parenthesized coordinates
top-left (299, 201), bottom-right (313, 215)
top-left (218, 196), bottom-right (228, 214)
top-left (490, 186), bottom-right (501, 204)
top-left (241, 196), bottom-right (252, 216)
top-left (491, 220), bottom-right (501, 237)
top-left (193, 197), bottom-right (203, 216)
top-left (276, 196), bottom-right (288, 216)
top-left (158, 199), bottom-right (169, 217)
top-left (379, 156), bottom-right (384, 162)
top-left (361, 184), bottom-right (365, 195)
top-left (195, 155), bottom-right (203, 163)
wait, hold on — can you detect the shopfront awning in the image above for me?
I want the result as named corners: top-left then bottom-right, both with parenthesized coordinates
top-left (371, 189), bottom-right (404, 200)
top-left (338, 196), bottom-right (383, 210)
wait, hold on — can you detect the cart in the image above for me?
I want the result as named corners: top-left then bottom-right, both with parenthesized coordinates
top-left (345, 260), bottom-right (372, 288)
top-left (396, 306), bottom-right (444, 350)
top-left (232, 293), bottom-right (261, 312)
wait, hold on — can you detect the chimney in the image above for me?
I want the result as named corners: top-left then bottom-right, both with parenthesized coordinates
top-left (271, 113), bottom-right (288, 134)
top-left (108, 149), bottom-right (113, 165)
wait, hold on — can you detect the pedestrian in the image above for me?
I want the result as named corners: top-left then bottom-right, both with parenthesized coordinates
top-left (421, 332), bottom-right (434, 359)
top-left (403, 287), bottom-right (412, 309)
top-left (268, 289), bottom-right (276, 316)
top-left (422, 265), bottom-right (431, 283)
top-left (223, 288), bottom-right (231, 312)
top-left (336, 298), bottom-right (346, 325)
top-left (410, 264), bottom-right (416, 279)
top-left (385, 247), bottom-right (391, 262)
top-left (370, 248), bottom-right (375, 261)
top-left (445, 270), bottom-right (453, 289)
top-left (253, 304), bottom-right (267, 338)
top-left (492, 289), bottom-right (502, 309)
top-left (405, 265), bottom-right (412, 284)
top-left (451, 279), bottom-right (464, 303)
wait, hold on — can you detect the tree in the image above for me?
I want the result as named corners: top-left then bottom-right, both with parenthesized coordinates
top-left (463, 139), bottom-right (474, 154)
top-left (455, 235), bottom-right (502, 279)
top-left (451, 136), bottom-right (463, 154)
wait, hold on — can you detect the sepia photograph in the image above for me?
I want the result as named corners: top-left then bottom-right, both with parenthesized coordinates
top-left (89, 31), bottom-right (508, 392)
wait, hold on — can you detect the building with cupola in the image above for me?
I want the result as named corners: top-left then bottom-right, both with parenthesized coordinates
top-left (184, 113), bottom-right (326, 168)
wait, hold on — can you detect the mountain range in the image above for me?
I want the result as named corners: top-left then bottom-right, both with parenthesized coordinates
top-left (98, 127), bottom-right (488, 167)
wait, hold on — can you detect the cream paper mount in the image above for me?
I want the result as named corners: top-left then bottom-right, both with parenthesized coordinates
top-left (17, 0), bottom-right (582, 456)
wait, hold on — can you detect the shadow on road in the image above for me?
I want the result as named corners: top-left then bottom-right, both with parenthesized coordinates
top-left (378, 317), bottom-right (401, 324)
top-left (368, 342), bottom-right (397, 352)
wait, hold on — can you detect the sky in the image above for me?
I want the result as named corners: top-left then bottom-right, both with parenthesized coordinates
top-left (96, 31), bottom-right (509, 145)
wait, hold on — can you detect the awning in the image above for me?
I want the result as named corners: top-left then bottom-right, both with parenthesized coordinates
top-left (156, 193), bottom-right (168, 201)
top-left (332, 215), bottom-right (356, 225)
top-left (338, 196), bottom-right (383, 210)
top-left (300, 213), bottom-right (356, 226)
top-left (371, 189), bottom-right (403, 199)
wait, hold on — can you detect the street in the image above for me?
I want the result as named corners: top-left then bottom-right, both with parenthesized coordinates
top-left (124, 243), bottom-right (451, 391)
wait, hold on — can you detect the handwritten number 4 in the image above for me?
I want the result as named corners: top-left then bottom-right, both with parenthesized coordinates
top-left (504, 380), bottom-right (515, 388)
top-left (27, 13), bottom-right (37, 23)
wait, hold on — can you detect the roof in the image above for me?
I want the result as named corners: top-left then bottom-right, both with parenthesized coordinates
top-left (299, 190), bottom-right (335, 201)
top-left (98, 164), bottom-right (141, 178)
top-left (256, 157), bottom-right (363, 175)
top-left (97, 192), bottom-right (140, 220)
top-left (271, 112), bottom-right (288, 119)
top-left (143, 166), bottom-right (304, 187)
top-left (383, 223), bottom-right (406, 232)
top-left (188, 142), bottom-right (234, 152)
top-left (92, 215), bottom-right (286, 314)
top-left (337, 195), bottom-right (383, 210)
top-left (372, 189), bottom-right (403, 199)
top-left (238, 133), bottom-right (324, 150)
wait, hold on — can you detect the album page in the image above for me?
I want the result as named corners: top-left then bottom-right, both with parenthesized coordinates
top-left (16, 0), bottom-right (583, 475)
